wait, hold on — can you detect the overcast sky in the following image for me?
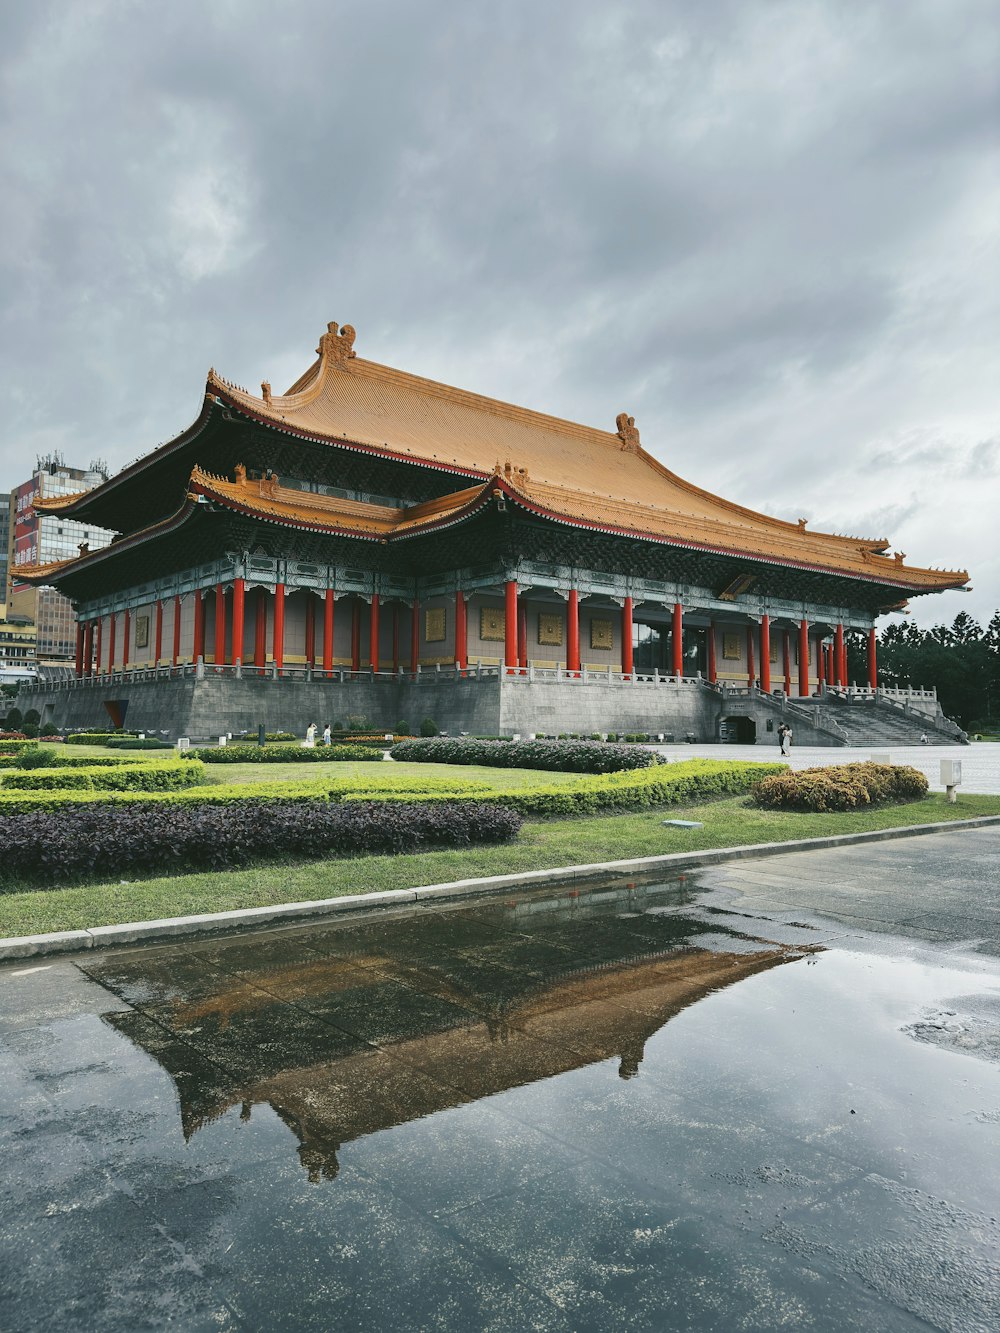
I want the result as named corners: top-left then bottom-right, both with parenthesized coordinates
top-left (2, 0), bottom-right (997, 628)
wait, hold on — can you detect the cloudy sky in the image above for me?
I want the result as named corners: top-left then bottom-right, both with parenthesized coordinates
top-left (2, 0), bottom-right (997, 628)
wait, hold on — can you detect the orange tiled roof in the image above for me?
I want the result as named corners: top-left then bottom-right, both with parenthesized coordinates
top-left (185, 464), bottom-right (966, 591)
top-left (200, 322), bottom-right (967, 591)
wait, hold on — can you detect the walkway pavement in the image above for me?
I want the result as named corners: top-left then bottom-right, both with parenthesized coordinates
top-left (652, 741), bottom-right (1000, 794)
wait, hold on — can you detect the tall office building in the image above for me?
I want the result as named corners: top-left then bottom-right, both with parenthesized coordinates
top-left (0, 493), bottom-right (9, 618)
top-left (7, 455), bottom-right (115, 661)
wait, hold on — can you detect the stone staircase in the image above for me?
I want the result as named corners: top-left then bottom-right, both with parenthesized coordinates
top-left (800, 698), bottom-right (964, 747)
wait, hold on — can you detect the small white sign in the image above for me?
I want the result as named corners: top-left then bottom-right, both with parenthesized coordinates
top-left (176, 737), bottom-right (190, 752)
top-left (218, 736), bottom-right (227, 747)
top-left (941, 759), bottom-right (962, 786)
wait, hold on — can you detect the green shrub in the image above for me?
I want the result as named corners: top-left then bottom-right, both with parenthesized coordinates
top-left (419, 717), bottom-right (439, 737)
top-left (23, 709), bottom-right (40, 726)
top-left (264, 731), bottom-right (297, 742)
top-left (187, 743), bottom-right (380, 764)
top-left (750, 762), bottom-right (929, 812)
top-left (0, 739), bottom-right (39, 754)
top-left (5, 708), bottom-right (22, 730)
top-left (2, 760), bottom-right (206, 793)
top-left (21, 723), bottom-right (38, 738)
top-left (395, 721), bottom-right (410, 736)
top-left (39, 723), bottom-right (60, 737)
top-left (15, 747), bottom-right (58, 770)
top-left (391, 737), bottom-right (658, 774)
top-left (104, 737), bottom-right (175, 750)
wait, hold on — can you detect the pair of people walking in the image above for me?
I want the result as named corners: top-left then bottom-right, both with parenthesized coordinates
top-left (304, 722), bottom-right (333, 747)
top-left (777, 722), bottom-right (793, 757)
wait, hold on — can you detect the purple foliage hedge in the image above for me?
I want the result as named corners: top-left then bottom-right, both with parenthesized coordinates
top-left (0, 799), bottom-right (522, 888)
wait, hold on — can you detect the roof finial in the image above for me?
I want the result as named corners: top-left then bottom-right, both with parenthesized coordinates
top-left (318, 321), bottom-right (357, 366)
top-left (616, 413), bottom-right (640, 453)
top-left (261, 381), bottom-right (272, 404)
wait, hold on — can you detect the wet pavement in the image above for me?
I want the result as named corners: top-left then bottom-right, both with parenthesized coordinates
top-left (2, 826), bottom-right (999, 1331)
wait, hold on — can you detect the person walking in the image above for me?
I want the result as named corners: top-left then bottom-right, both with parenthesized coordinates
top-left (305, 721), bottom-right (317, 748)
top-left (322, 723), bottom-right (332, 746)
top-left (782, 727), bottom-right (793, 757)
top-left (777, 722), bottom-right (788, 756)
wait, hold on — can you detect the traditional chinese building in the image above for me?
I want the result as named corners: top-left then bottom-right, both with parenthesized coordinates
top-left (15, 321), bottom-right (969, 741)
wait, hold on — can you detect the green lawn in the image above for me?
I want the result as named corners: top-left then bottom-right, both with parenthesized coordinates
top-left (2, 790), bottom-right (998, 938)
top-left (197, 760), bottom-right (586, 788)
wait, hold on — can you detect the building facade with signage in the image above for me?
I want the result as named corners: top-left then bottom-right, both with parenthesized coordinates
top-left (14, 323), bottom-right (970, 741)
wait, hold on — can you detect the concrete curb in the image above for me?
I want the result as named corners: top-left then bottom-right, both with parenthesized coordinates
top-left (2, 815), bottom-right (999, 962)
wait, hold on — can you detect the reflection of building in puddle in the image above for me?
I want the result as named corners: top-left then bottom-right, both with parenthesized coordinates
top-left (103, 895), bottom-right (815, 1183)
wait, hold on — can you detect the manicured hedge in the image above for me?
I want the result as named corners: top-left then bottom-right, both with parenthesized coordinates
top-left (188, 743), bottom-right (382, 764)
top-left (104, 738), bottom-right (175, 750)
top-left (750, 762), bottom-right (929, 812)
top-left (390, 737), bottom-right (659, 773)
top-left (0, 799), bottom-right (523, 885)
top-left (0, 739), bottom-right (40, 754)
top-left (2, 761), bottom-right (206, 793)
top-left (19, 753), bottom-right (150, 768)
top-left (65, 732), bottom-right (139, 744)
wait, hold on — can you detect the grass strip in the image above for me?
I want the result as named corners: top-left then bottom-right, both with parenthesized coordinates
top-left (2, 791), bottom-right (998, 937)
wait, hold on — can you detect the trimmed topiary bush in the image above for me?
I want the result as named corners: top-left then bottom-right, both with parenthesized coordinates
top-left (0, 798), bottom-right (523, 886)
top-left (391, 737), bottom-right (659, 774)
top-left (750, 762), bottom-right (929, 812)
top-left (14, 746), bottom-right (58, 770)
top-left (419, 717), bottom-right (439, 737)
top-left (3, 760), bottom-right (206, 792)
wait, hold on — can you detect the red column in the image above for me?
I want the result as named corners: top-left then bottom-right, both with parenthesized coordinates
top-left (108, 613), bottom-right (117, 674)
top-left (214, 584), bottom-right (226, 666)
top-left (392, 603), bottom-right (400, 672)
top-left (567, 589), bottom-right (580, 675)
top-left (798, 619), bottom-right (809, 696)
top-left (834, 623), bottom-right (845, 687)
top-left (504, 581), bottom-right (518, 672)
top-left (868, 627), bottom-right (878, 689)
top-left (96, 617), bottom-right (104, 675)
top-left (817, 638), bottom-right (826, 688)
top-left (454, 589), bottom-right (466, 670)
top-left (760, 615), bottom-right (771, 692)
top-left (746, 624), bottom-right (755, 688)
top-left (783, 631), bottom-right (792, 695)
top-left (172, 596), bottom-right (182, 667)
top-left (369, 594), bottom-right (380, 671)
top-left (122, 609), bottom-right (130, 673)
top-left (305, 594), bottom-right (316, 668)
top-left (410, 597), bottom-right (420, 672)
top-left (154, 600), bottom-right (163, 667)
top-left (517, 605), bottom-right (528, 672)
top-left (351, 600), bottom-right (361, 672)
top-left (323, 590), bottom-right (335, 674)
top-left (707, 620), bottom-right (717, 684)
top-left (82, 621), bottom-right (93, 678)
top-left (254, 589), bottom-right (267, 669)
top-left (74, 623), bottom-right (84, 678)
top-left (273, 583), bottom-right (285, 674)
top-left (672, 602), bottom-right (683, 677)
top-left (621, 597), bottom-right (634, 676)
top-left (192, 592), bottom-right (205, 663)
top-left (840, 627), bottom-right (849, 685)
top-left (232, 578), bottom-right (245, 667)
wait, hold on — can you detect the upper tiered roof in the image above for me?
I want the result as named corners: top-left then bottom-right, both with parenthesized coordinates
top-left (29, 320), bottom-right (969, 597)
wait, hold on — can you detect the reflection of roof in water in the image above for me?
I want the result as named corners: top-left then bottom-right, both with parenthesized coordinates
top-left (101, 887), bottom-right (813, 1182)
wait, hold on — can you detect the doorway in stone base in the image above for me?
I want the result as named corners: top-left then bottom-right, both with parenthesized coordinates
top-left (720, 715), bottom-right (756, 744)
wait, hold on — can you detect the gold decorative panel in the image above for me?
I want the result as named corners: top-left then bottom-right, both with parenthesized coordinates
top-left (537, 612), bottom-right (563, 647)
top-left (590, 618), bottom-right (613, 651)
top-left (723, 633), bottom-right (741, 660)
top-left (479, 606), bottom-right (506, 642)
top-left (769, 637), bottom-right (780, 663)
top-left (425, 607), bottom-right (446, 643)
top-left (135, 614), bottom-right (149, 650)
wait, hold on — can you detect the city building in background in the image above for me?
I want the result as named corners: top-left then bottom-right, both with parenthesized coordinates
top-left (0, 493), bottom-right (9, 619)
top-left (6, 455), bottom-right (115, 663)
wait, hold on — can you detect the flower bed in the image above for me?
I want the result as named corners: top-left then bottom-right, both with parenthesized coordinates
top-left (390, 737), bottom-right (659, 773)
top-left (750, 762), bottom-right (929, 812)
top-left (0, 799), bottom-right (522, 886)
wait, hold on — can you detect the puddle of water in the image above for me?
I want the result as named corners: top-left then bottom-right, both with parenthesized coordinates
top-left (2, 877), bottom-right (999, 1331)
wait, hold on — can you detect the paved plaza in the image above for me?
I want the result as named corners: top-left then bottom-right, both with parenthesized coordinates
top-left (653, 741), bottom-right (1000, 794)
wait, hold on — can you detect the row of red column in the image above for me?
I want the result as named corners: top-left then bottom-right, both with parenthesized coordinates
top-left (73, 583), bottom-right (879, 691)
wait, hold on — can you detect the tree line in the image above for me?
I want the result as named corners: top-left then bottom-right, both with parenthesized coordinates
top-left (846, 610), bottom-right (1000, 729)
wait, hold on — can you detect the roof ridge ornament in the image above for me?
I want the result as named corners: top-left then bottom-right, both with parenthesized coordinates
top-left (616, 413), bottom-right (640, 453)
top-left (318, 321), bottom-right (357, 367)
